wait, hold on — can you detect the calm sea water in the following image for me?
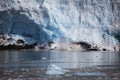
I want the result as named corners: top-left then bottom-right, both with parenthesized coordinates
top-left (0, 50), bottom-right (120, 70)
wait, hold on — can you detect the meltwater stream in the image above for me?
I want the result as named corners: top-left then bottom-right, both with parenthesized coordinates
top-left (0, 50), bottom-right (120, 70)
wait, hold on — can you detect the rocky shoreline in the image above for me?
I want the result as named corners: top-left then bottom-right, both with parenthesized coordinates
top-left (0, 35), bottom-right (119, 51)
top-left (0, 35), bottom-right (36, 50)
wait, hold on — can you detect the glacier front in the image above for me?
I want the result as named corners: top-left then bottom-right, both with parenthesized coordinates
top-left (0, 0), bottom-right (120, 50)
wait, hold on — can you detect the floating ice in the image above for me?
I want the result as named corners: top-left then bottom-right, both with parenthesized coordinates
top-left (74, 72), bottom-right (106, 77)
top-left (46, 64), bottom-right (69, 75)
top-left (41, 57), bottom-right (47, 60)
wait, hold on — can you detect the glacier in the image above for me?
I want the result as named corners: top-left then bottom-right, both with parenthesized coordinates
top-left (0, 0), bottom-right (120, 50)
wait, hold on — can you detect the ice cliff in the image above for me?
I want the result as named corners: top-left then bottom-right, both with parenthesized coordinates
top-left (0, 0), bottom-right (120, 50)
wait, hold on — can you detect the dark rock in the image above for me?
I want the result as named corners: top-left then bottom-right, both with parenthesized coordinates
top-left (87, 46), bottom-right (100, 51)
top-left (73, 42), bottom-right (101, 51)
top-left (103, 48), bottom-right (106, 51)
top-left (72, 41), bottom-right (91, 49)
top-left (114, 47), bottom-right (116, 51)
top-left (0, 35), bottom-right (37, 50)
top-left (87, 48), bottom-right (100, 51)
top-left (0, 43), bottom-right (36, 50)
top-left (16, 39), bottom-right (24, 44)
top-left (7, 37), bottom-right (13, 41)
top-left (48, 41), bottom-right (54, 46)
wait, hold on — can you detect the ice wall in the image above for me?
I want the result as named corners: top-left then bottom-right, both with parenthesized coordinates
top-left (0, 0), bottom-right (120, 48)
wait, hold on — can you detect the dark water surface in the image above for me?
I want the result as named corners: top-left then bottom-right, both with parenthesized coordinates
top-left (0, 50), bottom-right (120, 70)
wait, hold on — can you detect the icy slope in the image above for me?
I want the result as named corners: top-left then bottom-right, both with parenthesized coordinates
top-left (0, 0), bottom-right (120, 50)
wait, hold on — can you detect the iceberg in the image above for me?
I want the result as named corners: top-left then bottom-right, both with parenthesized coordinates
top-left (46, 64), bottom-right (69, 75)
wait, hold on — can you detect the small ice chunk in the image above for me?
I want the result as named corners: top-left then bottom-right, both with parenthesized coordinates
top-left (46, 64), bottom-right (69, 75)
top-left (41, 57), bottom-right (47, 60)
top-left (74, 72), bottom-right (106, 76)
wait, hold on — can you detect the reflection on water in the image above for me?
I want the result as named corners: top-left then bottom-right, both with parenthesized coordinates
top-left (0, 50), bottom-right (120, 70)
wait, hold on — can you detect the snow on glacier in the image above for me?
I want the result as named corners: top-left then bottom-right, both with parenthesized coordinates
top-left (0, 0), bottom-right (119, 49)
